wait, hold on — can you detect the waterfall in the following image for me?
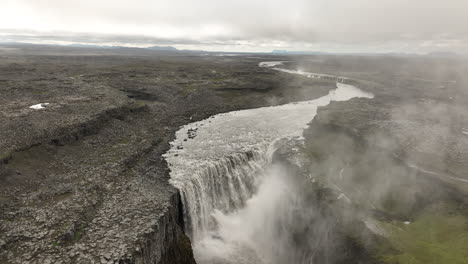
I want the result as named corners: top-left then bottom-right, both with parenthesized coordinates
top-left (164, 65), bottom-right (373, 263)
top-left (177, 149), bottom-right (269, 240)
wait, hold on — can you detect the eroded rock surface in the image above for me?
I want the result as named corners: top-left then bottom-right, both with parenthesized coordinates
top-left (0, 45), bottom-right (335, 264)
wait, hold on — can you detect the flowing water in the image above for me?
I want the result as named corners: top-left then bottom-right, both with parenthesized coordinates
top-left (164, 63), bottom-right (373, 263)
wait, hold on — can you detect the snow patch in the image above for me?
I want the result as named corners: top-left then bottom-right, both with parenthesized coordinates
top-left (29, 103), bottom-right (50, 110)
top-left (259, 61), bottom-right (290, 67)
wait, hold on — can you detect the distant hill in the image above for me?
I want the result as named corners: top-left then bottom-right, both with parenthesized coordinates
top-left (272, 50), bottom-right (288, 54)
top-left (147, 46), bottom-right (178, 51)
top-left (68, 44), bottom-right (113, 49)
top-left (426, 51), bottom-right (458, 58)
top-left (271, 50), bottom-right (328, 55)
top-left (68, 44), bottom-right (179, 51)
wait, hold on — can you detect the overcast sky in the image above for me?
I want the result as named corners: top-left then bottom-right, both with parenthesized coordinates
top-left (1, 0), bottom-right (467, 53)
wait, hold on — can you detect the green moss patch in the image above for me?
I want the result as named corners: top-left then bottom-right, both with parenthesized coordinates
top-left (379, 203), bottom-right (468, 264)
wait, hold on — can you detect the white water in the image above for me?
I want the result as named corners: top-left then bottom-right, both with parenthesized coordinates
top-left (258, 61), bottom-right (290, 67)
top-left (164, 63), bottom-right (373, 263)
top-left (272, 68), bottom-right (350, 83)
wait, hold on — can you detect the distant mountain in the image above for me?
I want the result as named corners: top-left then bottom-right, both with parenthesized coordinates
top-left (146, 46), bottom-right (178, 51)
top-left (0, 42), bottom-right (210, 55)
top-left (426, 51), bottom-right (458, 58)
top-left (271, 49), bottom-right (428, 57)
top-left (272, 50), bottom-right (288, 54)
top-left (68, 44), bottom-right (113, 49)
top-left (68, 44), bottom-right (179, 51)
top-left (271, 50), bottom-right (328, 55)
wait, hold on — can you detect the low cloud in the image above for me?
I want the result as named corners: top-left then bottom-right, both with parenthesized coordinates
top-left (1, 0), bottom-right (467, 53)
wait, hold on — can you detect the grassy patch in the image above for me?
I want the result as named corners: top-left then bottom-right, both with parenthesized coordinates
top-left (0, 152), bottom-right (11, 163)
top-left (73, 229), bottom-right (83, 241)
top-left (379, 203), bottom-right (468, 264)
top-left (118, 137), bottom-right (131, 145)
top-left (130, 100), bottom-right (148, 108)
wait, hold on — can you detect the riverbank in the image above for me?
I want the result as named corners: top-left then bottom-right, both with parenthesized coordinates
top-left (165, 56), bottom-right (468, 263)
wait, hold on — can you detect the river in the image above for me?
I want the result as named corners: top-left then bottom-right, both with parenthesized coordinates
top-left (163, 62), bottom-right (373, 263)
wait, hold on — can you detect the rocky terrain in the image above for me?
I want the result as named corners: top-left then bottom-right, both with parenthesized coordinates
top-left (0, 44), bottom-right (335, 264)
top-left (1, 43), bottom-right (467, 264)
top-left (278, 56), bottom-right (468, 263)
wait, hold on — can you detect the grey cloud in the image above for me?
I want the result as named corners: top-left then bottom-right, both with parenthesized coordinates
top-left (0, 31), bottom-right (250, 47)
top-left (1, 0), bottom-right (468, 52)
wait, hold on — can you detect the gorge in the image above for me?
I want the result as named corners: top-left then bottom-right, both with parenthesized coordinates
top-left (164, 62), bottom-right (374, 263)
